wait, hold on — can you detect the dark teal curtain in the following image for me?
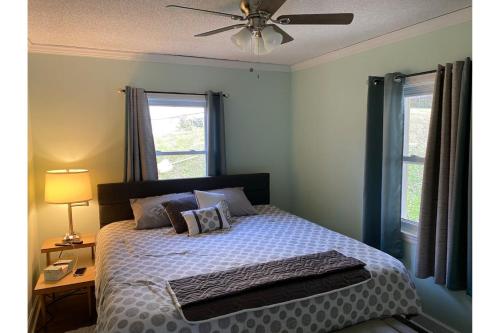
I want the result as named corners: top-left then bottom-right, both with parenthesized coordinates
top-left (362, 77), bottom-right (384, 251)
top-left (206, 91), bottom-right (226, 176)
top-left (362, 74), bottom-right (404, 258)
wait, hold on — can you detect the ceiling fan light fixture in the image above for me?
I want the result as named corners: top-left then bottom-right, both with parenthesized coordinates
top-left (231, 28), bottom-right (252, 51)
top-left (261, 26), bottom-right (283, 52)
top-left (251, 34), bottom-right (270, 55)
top-left (168, 1), bottom-right (354, 56)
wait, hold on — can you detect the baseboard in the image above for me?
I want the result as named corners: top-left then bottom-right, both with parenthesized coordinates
top-left (411, 312), bottom-right (459, 333)
top-left (28, 295), bottom-right (41, 333)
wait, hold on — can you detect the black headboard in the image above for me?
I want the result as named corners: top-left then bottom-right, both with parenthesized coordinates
top-left (97, 173), bottom-right (270, 227)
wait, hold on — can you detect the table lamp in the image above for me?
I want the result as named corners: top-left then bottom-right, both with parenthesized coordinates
top-left (45, 169), bottom-right (92, 244)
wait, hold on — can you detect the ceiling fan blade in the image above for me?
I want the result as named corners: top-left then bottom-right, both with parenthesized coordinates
top-left (268, 24), bottom-right (293, 44)
top-left (257, 0), bottom-right (288, 16)
top-left (277, 13), bottom-right (354, 25)
top-left (240, 0), bottom-right (251, 16)
top-left (195, 24), bottom-right (248, 37)
top-left (166, 5), bottom-right (245, 21)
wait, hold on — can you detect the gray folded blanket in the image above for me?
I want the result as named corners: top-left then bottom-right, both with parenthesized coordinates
top-left (167, 249), bottom-right (371, 322)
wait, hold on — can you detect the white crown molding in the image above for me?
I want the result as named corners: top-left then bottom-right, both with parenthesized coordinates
top-left (27, 41), bottom-right (291, 73)
top-left (291, 7), bottom-right (472, 72)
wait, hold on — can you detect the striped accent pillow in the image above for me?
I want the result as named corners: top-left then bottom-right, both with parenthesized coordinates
top-left (181, 201), bottom-right (231, 236)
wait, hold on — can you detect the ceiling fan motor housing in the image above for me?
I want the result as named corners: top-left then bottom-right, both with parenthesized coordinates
top-left (247, 14), bottom-right (269, 32)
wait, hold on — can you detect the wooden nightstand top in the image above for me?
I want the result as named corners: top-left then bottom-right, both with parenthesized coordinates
top-left (34, 265), bottom-right (95, 295)
top-left (41, 234), bottom-right (96, 253)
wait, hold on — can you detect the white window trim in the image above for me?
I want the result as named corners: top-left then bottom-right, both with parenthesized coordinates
top-left (403, 73), bottom-right (436, 90)
top-left (147, 93), bottom-right (206, 107)
top-left (400, 73), bottom-right (435, 238)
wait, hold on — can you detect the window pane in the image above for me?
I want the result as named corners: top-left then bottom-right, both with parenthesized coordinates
top-left (402, 163), bottom-right (424, 222)
top-left (157, 154), bottom-right (206, 179)
top-left (149, 105), bottom-right (205, 152)
top-left (405, 95), bottom-right (432, 157)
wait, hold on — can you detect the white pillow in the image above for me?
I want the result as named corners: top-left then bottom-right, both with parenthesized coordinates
top-left (208, 187), bottom-right (257, 216)
top-left (194, 190), bottom-right (226, 209)
top-left (130, 192), bottom-right (191, 230)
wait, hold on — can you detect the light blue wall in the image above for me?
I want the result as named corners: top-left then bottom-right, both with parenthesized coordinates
top-left (290, 22), bottom-right (472, 332)
top-left (29, 54), bottom-right (291, 252)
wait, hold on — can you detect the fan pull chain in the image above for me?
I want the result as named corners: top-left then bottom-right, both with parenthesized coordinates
top-left (249, 67), bottom-right (260, 79)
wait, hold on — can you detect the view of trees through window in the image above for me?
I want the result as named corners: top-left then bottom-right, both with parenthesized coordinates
top-left (149, 105), bottom-right (206, 179)
top-left (402, 94), bottom-right (432, 222)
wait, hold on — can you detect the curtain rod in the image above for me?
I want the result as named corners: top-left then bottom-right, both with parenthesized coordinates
top-left (396, 69), bottom-right (437, 78)
top-left (118, 89), bottom-right (228, 98)
top-left (398, 69), bottom-right (438, 79)
top-left (370, 68), bottom-right (439, 85)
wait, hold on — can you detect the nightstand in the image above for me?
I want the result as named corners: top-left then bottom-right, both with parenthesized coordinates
top-left (34, 266), bottom-right (96, 328)
top-left (36, 234), bottom-right (97, 330)
top-left (41, 233), bottom-right (96, 265)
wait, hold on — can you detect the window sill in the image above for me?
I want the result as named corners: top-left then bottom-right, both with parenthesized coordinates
top-left (401, 230), bottom-right (417, 244)
top-left (401, 218), bottom-right (418, 244)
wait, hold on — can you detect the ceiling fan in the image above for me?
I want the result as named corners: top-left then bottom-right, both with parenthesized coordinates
top-left (166, 0), bottom-right (354, 55)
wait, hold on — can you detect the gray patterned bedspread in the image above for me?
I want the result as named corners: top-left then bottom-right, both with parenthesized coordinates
top-left (96, 205), bottom-right (421, 333)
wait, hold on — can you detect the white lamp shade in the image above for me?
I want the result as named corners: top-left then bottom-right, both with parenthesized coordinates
top-left (45, 169), bottom-right (92, 204)
top-left (261, 26), bottom-right (283, 52)
top-left (251, 35), bottom-right (271, 55)
top-left (231, 28), bottom-right (252, 51)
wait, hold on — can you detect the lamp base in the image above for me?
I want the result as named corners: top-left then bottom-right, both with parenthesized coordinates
top-left (62, 232), bottom-right (83, 244)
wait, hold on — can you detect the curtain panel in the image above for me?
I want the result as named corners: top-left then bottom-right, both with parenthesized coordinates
top-left (416, 58), bottom-right (472, 295)
top-left (362, 73), bottom-right (405, 258)
top-left (124, 86), bottom-right (159, 182)
top-left (206, 91), bottom-right (227, 176)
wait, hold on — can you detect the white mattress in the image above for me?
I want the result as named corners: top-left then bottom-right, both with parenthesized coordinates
top-left (95, 205), bottom-right (421, 333)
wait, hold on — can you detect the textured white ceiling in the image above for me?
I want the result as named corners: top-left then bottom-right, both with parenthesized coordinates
top-left (28, 0), bottom-right (471, 66)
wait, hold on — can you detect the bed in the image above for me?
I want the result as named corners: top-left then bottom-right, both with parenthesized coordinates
top-left (95, 173), bottom-right (421, 333)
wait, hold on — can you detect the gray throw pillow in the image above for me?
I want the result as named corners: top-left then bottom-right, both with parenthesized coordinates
top-left (196, 187), bottom-right (257, 216)
top-left (130, 192), bottom-right (191, 230)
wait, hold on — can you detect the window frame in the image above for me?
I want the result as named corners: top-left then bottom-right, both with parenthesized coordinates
top-left (400, 73), bottom-right (435, 237)
top-left (147, 93), bottom-right (208, 179)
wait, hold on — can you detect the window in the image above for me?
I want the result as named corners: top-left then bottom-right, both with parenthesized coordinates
top-left (401, 74), bottom-right (435, 235)
top-left (147, 93), bottom-right (207, 179)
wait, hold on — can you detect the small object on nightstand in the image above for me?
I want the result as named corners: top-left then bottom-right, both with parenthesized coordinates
top-left (74, 267), bottom-right (87, 276)
top-left (43, 264), bottom-right (71, 281)
top-left (54, 242), bottom-right (73, 247)
top-left (43, 257), bottom-right (76, 281)
top-left (53, 258), bottom-right (75, 270)
top-left (55, 239), bottom-right (83, 246)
